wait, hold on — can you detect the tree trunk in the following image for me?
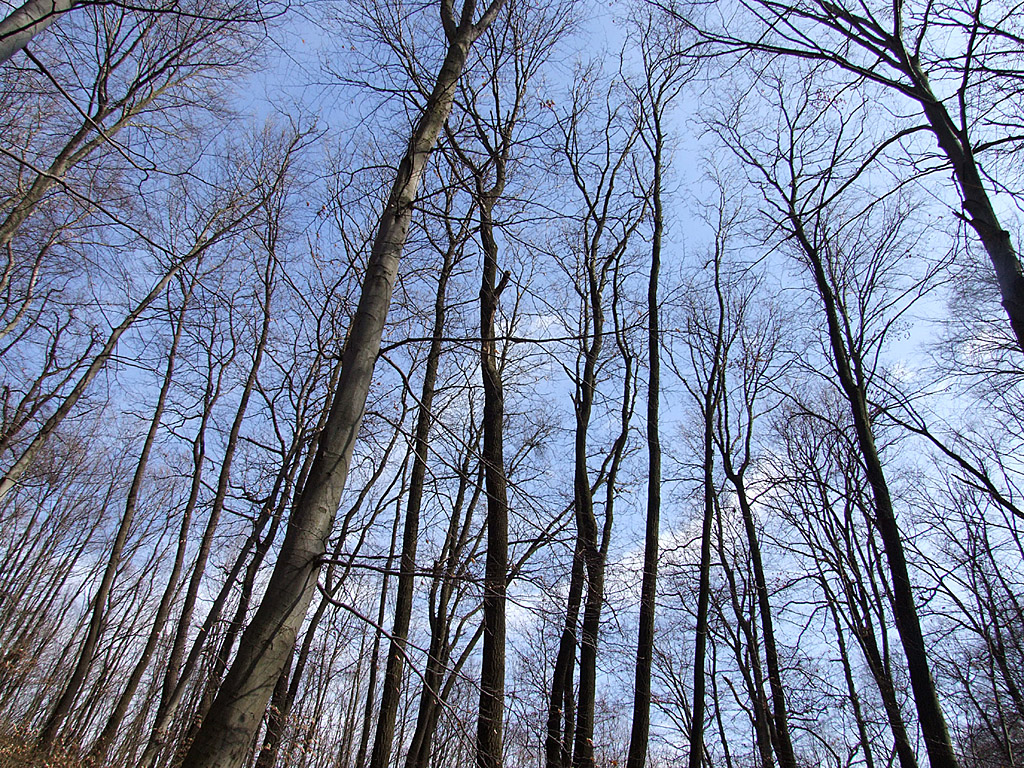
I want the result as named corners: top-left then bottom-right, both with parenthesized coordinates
top-left (405, 439), bottom-right (484, 768)
top-left (87, 279), bottom-right (200, 764)
top-left (546, 545), bottom-right (585, 768)
top-left (721, 463), bottom-right (798, 768)
top-left (177, 11), bottom-right (500, 763)
top-left (0, 231), bottom-right (221, 501)
top-left (368, 232), bottom-right (457, 768)
top-left (0, 0), bottom-right (76, 64)
top-left (626, 89), bottom-right (664, 768)
top-left (475, 186), bottom-right (510, 768)
top-left (827, 591), bottom-right (878, 768)
top-left (687, 401), bottom-right (717, 768)
top-left (688, 263), bottom-right (726, 768)
top-left (793, 217), bottom-right (959, 768)
top-left (36, 279), bottom-right (191, 752)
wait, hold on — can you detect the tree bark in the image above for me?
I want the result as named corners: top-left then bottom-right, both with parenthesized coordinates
top-left (0, 0), bottom-right (76, 64)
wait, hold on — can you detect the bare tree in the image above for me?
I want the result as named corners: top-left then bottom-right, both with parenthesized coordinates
top-left (544, 66), bottom-right (645, 768)
top-left (179, 1), bottom-right (509, 765)
top-left (624, 14), bottom-right (690, 767)
top-left (675, 0), bottom-right (1024, 354)
top-left (711, 66), bottom-right (958, 768)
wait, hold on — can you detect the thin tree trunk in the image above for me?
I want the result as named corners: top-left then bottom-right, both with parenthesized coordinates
top-left (626, 91), bottom-right (663, 768)
top-left (687, 263), bottom-right (726, 768)
top-left (793, 217), bottom-right (959, 768)
top-left (714, 515), bottom-right (775, 768)
top-left (720, 463), bottom-right (798, 768)
top-left (368, 228), bottom-right (459, 768)
top-left (687, 403), bottom-right (717, 768)
top-left (568, 320), bottom-right (602, 768)
top-left (825, 568), bottom-right (919, 768)
top-left (546, 544), bottom-right (585, 768)
top-left (573, 275), bottom-right (634, 768)
top-left (827, 591), bottom-right (877, 768)
top-left (0, 231), bottom-right (225, 501)
top-left (475, 186), bottom-right (510, 768)
top-left (353, 515), bottom-right (397, 768)
top-left (36, 279), bottom-right (192, 751)
top-left (405, 439), bottom-right (484, 768)
top-left (87, 278), bottom-right (200, 764)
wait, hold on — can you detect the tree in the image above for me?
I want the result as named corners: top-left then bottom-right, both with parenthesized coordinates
top-left (710, 65), bottom-right (958, 768)
top-left (0, 0), bottom-right (270, 65)
top-left (366, 177), bottom-right (469, 768)
top-left (676, 0), bottom-right (1024, 355)
top-left (179, 0), bottom-right (509, 765)
top-left (544, 66), bottom-right (644, 768)
top-left (624, 14), bottom-right (690, 767)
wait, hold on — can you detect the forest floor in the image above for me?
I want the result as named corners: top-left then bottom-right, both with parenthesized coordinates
top-left (0, 734), bottom-right (83, 768)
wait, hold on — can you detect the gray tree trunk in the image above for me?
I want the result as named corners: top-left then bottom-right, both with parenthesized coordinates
top-left (0, 0), bottom-right (75, 65)
top-left (178, 4), bottom-right (506, 765)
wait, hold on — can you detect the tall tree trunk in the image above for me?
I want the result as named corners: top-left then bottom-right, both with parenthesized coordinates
top-left (405, 441), bottom-right (484, 768)
top-left (568, 313), bottom-right (602, 768)
top-left (87, 277), bottom-right (201, 764)
top-left (720, 462), bottom-right (798, 768)
top-left (574, 301), bottom-right (633, 768)
top-left (714, 515), bottom-right (775, 768)
top-left (687, 399), bottom-right (717, 768)
top-left (368, 229), bottom-right (459, 768)
top-left (546, 545), bottom-right (585, 768)
top-left (687, 263), bottom-right (726, 768)
top-left (180, 6), bottom-right (505, 763)
top-left (626, 81), bottom-right (664, 768)
top-left (475, 188), bottom-right (510, 768)
top-left (354, 505), bottom-right (401, 768)
top-left (793, 217), bottom-right (959, 768)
